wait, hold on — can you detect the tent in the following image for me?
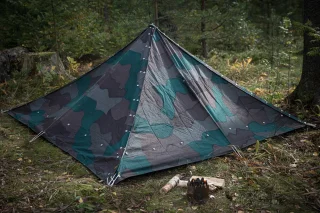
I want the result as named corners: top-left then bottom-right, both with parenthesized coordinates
top-left (6, 24), bottom-right (308, 185)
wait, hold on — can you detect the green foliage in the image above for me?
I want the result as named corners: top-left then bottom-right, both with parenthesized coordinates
top-left (0, 0), bottom-right (305, 66)
top-left (59, 11), bottom-right (107, 58)
top-left (305, 22), bottom-right (320, 56)
top-left (0, 0), bottom-right (108, 58)
top-left (67, 56), bottom-right (80, 74)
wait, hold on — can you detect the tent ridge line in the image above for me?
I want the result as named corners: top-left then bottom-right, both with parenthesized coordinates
top-left (154, 28), bottom-right (232, 145)
top-left (114, 26), bottom-right (155, 183)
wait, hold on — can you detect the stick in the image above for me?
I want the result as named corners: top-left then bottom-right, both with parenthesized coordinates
top-left (160, 174), bottom-right (181, 194)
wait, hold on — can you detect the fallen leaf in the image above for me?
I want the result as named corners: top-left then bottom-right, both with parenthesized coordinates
top-left (78, 197), bottom-right (83, 203)
top-left (17, 158), bottom-right (23, 161)
top-left (313, 152), bottom-right (318, 157)
top-left (254, 88), bottom-right (266, 96)
top-left (112, 192), bottom-right (117, 196)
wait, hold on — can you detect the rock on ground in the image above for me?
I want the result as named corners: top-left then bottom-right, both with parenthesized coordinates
top-left (0, 47), bottom-right (28, 82)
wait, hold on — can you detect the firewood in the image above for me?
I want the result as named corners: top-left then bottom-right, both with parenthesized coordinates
top-left (190, 176), bottom-right (225, 188)
top-left (177, 180), bottom-right (217, 191)
top-left (160, 174), bottom-right (181, 194)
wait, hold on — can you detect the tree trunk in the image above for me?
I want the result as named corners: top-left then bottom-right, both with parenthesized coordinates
top-left (289, 0), bottom-right (320, 105)
top-left (154, 0), bottom-right (159, 27)
top-left (201, 0), bottom-right (208, 58)
top-left (51, 0), bottom-right (60, 53)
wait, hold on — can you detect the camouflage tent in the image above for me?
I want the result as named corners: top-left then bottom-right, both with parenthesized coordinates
top-left (7, 25), bottom-right (308, 185)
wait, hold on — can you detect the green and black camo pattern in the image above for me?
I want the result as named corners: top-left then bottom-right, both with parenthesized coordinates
top-left (7, 25), bottom-right (305, 184)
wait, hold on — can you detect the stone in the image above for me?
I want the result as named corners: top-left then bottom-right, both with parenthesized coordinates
top-left (0, 47), bottom-right (28, 82)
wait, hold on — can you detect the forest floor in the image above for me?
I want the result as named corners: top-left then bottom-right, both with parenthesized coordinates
top-left (0, 56), bottom-right (319, 212)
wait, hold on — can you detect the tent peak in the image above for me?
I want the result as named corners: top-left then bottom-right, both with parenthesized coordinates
top-left (148, 23), bottom-right (158, 29)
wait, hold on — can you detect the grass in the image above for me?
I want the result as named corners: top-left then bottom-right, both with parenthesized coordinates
top-left (0, 55), bottom-right (319, 212)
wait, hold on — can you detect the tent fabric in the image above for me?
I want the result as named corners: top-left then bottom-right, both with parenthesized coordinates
top-left (7, 25), bottom-right (306, 185)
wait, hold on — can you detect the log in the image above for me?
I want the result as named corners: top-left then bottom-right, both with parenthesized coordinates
top-left (190, 176), bottom-right (225, 188)
top-left (160, 174), bottom-right (181, 194)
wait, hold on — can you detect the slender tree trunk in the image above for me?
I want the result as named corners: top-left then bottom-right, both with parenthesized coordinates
top-left (103, 0), bottom-right (112, 23)
top-left (51, 0), bottom-right (59, 53)
top-left (154, 0), bottom-right (159, 26)
top-left (201, 0), bottom-right (208, 58)
top-left (289, 0), bottom-right (320, 105)
top-left (266, 0), bottom-right (269, 36)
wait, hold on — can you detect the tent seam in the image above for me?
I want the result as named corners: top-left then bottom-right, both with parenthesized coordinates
top-left (155, 28), bottom-right (232, 146)
top-left (114, 26), bottom-right (155, 183)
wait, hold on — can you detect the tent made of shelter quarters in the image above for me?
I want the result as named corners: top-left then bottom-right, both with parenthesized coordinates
top-left (6, 24), bottom-right (309, 185)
